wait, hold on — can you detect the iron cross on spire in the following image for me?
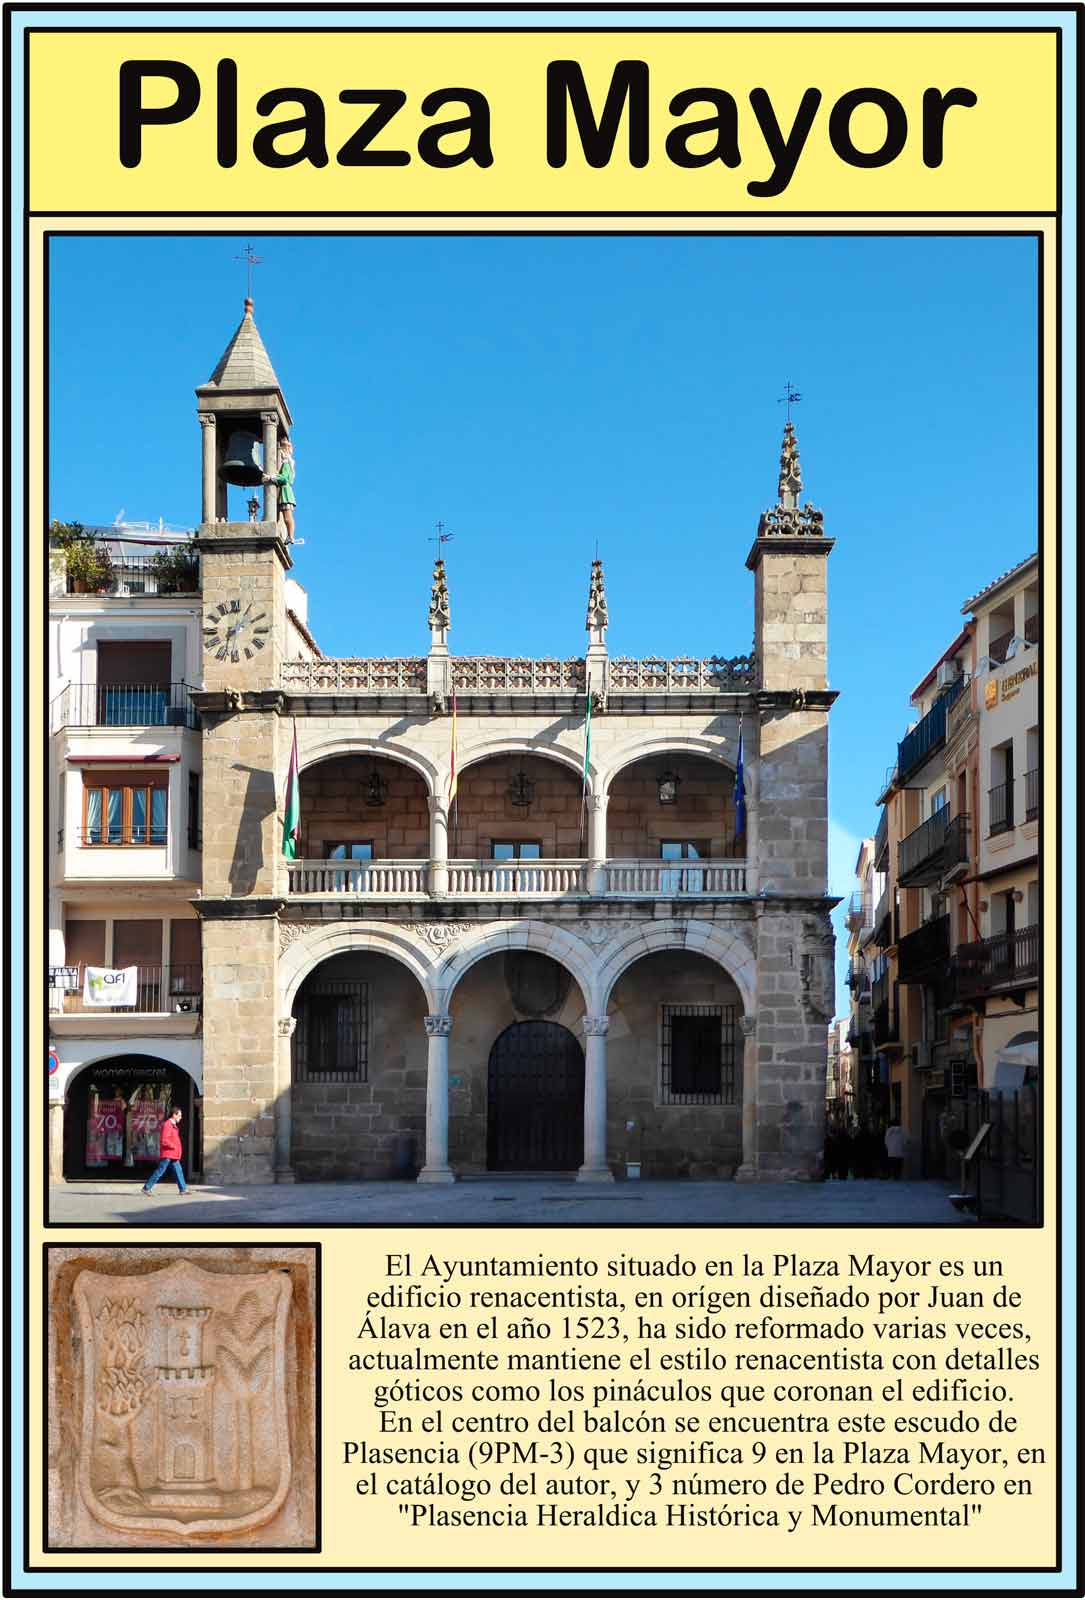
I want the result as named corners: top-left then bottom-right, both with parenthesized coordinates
top-left (777, 381), bottom-right (803, 422)
top-left (430, 520), bottom-right (454, 561)
top-left (234, 242), bottom-right (263, 301)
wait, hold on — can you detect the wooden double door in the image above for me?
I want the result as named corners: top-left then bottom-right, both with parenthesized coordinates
top-left (486, 1022), bottom-right (584, 1172)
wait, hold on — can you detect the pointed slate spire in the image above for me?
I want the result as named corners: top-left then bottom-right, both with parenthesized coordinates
top-left (204, 298), bottom-right (281, 391)
top-left (777, 419), bottom-right (803, 509)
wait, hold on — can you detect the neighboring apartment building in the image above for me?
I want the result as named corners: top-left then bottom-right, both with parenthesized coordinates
top-left (856, 554), bottom-right (1039, 1179)
top-left (844, 836), bottom-right (881, 1129)
top-left (48, 295), bottom-right (840, 1187)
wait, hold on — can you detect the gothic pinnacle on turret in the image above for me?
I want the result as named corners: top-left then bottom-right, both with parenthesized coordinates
top-left (585, 557), bottom-right (609, 639)
top-left (196, 297), bottom-right (291, 527)
top-left (428, 558), bottom-right (451, 633)
top-left (777, 419), bottom-right (803, 509)
top-left (204, 298), bottom-right (282, 394)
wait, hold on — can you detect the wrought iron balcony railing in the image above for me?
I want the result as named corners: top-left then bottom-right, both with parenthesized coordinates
top-left (872, 973), bottom-right (899, 1046)
top-left (48, 962), bottom-right (202, 1014)
top-left (943, 811), bottom-right (971, 876)
top-left (873, 886), bottom-right (896, 950)
top-left (874, 807), bottom-right (889, 871)
top-left (1025, 769), bottom-right (1039, 820)
top-left (845, 891), bottom-right (872, 931)
top-left (896, 679), bottom-right (965, 783)
top-left (989, 781), bottom-right (1014, 836)
top-left (50, 681), bottom-right (200, 734)
top-left (952, 925), bottom-right (1039, 999)
top-left (897, 915), bottom-right (951, 984)
top-left (898, 808), bottom-right (950, 886)
top-left (1024, 614), bottom-right (1040, 645)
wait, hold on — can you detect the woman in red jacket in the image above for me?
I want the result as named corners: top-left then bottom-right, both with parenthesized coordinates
top-left (140, 1107), bottom-right (190, 1194)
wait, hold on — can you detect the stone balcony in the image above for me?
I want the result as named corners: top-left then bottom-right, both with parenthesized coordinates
top-left (286, 856), bottom-right (751, 901)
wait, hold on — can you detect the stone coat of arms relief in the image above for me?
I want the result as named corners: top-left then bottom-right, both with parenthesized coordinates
top-left (71, 1260), bottom-right (293, 1540)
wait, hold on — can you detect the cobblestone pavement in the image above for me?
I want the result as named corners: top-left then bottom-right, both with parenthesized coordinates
top-left (48, 1178), bottom-right (976, 1228)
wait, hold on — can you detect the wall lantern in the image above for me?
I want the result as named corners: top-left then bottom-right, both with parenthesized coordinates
top-left (657, 769), bottom-right (681, 806)
top-left (365, 765), bottom-right (389, 808)
top-left (508, 763), bottom-right (535, 810)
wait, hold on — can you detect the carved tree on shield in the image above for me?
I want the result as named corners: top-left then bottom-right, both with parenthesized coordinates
top-left (94, 1298), bottom-right (150, 1499)
top-left (215, 1292), bottom-right (275, 1492)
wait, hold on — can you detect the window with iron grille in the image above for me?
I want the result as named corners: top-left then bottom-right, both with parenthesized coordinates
top-left (293, 980), bottom-right (368, 1082)
top-left (660, 1004), bottom-right (736, 1105)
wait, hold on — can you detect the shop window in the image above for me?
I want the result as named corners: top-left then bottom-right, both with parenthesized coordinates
top-left (660, 1004), bottom-right (737, 1105)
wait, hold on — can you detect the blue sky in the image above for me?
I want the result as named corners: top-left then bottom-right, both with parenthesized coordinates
top-left (49, 233), bottom-right (1038, 1013)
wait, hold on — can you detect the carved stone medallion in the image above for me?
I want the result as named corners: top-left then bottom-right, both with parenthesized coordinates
top-left (73, 1260), bottom-right (292, 1539)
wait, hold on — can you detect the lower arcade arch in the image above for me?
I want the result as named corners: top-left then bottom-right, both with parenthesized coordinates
top-left (62, 1056), bottom-right (202, 1181)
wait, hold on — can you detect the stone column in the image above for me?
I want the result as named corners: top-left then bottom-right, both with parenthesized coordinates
top-left (418, 1014), bottom-right (455, 1183)
top-left (577, 1016), bottom-right (615, 1182)
top-left (262, 412), bottom-right (279, 523)
top-left (429, 796), bottom-right (449, 898)
top-left (274, 1017), bottom-right (297, 1183)
top-left (734, 1014), bottom-right (759, 1182)
top-left (49, 1100), bottom-right (65, 1181)
top-left (587, 793), bottom-right (609, 895)
top-left (199, 414), bottom-right (217, 524)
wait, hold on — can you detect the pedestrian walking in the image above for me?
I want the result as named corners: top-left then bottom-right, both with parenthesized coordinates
top-left (884, 1120), bottom-right (907, 1180)
top-left (140, 1107), bottom-right (190, 1195)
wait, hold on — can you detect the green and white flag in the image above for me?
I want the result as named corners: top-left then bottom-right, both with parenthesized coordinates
top-left (282, 721), bottom-right (300, 860)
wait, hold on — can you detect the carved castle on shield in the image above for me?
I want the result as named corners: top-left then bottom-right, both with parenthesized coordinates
top-left (72, 1260), bottom-right (293, 1538)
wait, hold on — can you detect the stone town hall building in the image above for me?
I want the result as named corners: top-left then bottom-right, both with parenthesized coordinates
top-left (48, 297), bottom-right (837, 1186)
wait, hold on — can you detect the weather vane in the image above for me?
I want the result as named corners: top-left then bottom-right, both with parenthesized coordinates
top-left (234, 242), bottom-right (263, 300)
top-left (777, 381), bottom-right (803, 422)
top-left (431, 520), bottom-right (454, 561)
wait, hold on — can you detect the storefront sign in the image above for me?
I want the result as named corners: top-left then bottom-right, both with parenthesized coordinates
top-left (1001, 659), bottom-right (1038, 701)
top-left (82, 966), bottom-right (137, 1007)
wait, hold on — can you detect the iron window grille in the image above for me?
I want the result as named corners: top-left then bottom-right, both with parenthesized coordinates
top-left (293, 980), bottom-right (369, 1083)
top-left (660, 1004), bottom-right (737, 1105)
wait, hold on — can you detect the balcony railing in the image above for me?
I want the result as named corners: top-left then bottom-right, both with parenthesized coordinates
top-left (603, 860), bottom-right (747, 895)
top-left (897, 914), bottom-right (951, 984)
top-left (873, 886), bottom-right (895, 950)
top-left (988, 629), bottom-right (1014, 666)
top-left (898, 808), bottom-right (950, 886)
top-left (943, 812), bottom-right (971, 875)
top-left (66, 553), bottom-right (200, 598)
top-left (286, 857), bottom-right (748, 898)
top-left (51, 681), bottom-right (199, 733)
top-left (454, 658), bottom-right (586, 693)
top-left (946, 677), bottom-right (975, 743)
top-left (1025, 769), bottom-right (1039, 820)
top-left (952, 925), bottom-right (1039, 998)
top-left (874, 808), bottom-right (889, 871)
top-left (48, 962), bottom-right (202, 1015)
top-left (896, 680), bottom-right (964, 783)
top-left (845, 891), bottom-right (872, 932)
top-left (1024, 614), bottom-right (1040, 645)
top-left (989, 781), bottom-right (1014, 836)
top-left (872, 973), bottom-right (898, 1045)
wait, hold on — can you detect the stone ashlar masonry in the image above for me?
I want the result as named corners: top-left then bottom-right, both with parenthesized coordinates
top-left (189, 336), bottom-right (836, 1184)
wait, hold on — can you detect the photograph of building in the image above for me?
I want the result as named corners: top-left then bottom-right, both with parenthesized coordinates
top-left (48, 290), bottom-right (838, 1190)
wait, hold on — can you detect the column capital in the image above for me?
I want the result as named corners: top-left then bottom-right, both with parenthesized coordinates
top-left (277, 1016), bottom-right (298, 1038)
top-left (427, 794), bottom-right (449, 818)
top-left (260, 410), bottom-right (280, 426)
top-left (740, 1014), bottom-right (758, 1037)
top-left (424, 1013), bottom-right (452, 1037)
top-left (198, 412), bottom-right (216, 429)
top-left (589, 792), bottom-right (609, 813)
top-left (582, 1015), bottom-right (610, 1037)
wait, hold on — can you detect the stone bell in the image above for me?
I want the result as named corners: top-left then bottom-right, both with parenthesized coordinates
top-left (220, 428), bottom-right (264, 487)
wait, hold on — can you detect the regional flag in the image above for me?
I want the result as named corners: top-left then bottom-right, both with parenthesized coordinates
top-left (282, 721), bottom-right (301, 860)
top-left (733, 720), bottom-right (747, 839)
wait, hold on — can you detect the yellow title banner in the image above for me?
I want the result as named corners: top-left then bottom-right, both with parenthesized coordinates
top-left (29, 29), bottom-right (1056, 213)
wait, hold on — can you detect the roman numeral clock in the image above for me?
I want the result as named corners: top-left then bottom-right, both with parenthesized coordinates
top-left (203, 597), bottom-right (271, 663)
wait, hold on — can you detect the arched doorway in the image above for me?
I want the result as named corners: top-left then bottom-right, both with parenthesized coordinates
top-left (487, 1022), bottom-right (584, 1172)
top-left (63, 1056), bottom-right (202, 1181)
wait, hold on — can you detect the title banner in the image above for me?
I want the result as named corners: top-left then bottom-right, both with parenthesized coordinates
top-left (28, 28), bottom-right (1057, 213)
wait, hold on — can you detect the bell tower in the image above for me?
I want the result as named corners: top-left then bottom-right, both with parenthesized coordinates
top-left (193, 299), bottom-right (294, 1185)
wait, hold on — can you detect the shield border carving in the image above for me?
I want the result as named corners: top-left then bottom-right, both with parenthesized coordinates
top-left (74, 1260), bottom-right (293, 1538)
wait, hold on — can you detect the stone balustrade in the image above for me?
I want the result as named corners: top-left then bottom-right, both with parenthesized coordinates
top-left (280, 654), bottom-right (755, 694)
top-left (286, 857), bottom-right (750, 899)
top-left (281, 657), bottom-right (426, 692)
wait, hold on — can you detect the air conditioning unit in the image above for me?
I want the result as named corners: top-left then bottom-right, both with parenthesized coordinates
top-left (936, 660), bottom-right (961, 689)
top-left (913, 1042), bottom-right (934, 1069)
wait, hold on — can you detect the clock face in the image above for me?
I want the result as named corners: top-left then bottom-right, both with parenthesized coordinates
top-left (203, 597), bottom-right (271, 663)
